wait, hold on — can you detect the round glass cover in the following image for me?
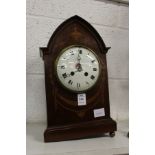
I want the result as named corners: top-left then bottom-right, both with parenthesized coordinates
top-left (56, 46), bottom-right (100, 92)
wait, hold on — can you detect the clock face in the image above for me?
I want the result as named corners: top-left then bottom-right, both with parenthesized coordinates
top-left (56, 46), bottom-right (100, 92)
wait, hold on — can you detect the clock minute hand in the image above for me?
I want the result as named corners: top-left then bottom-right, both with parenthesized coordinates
top-left (77, 49), bottom-right (82, 62)
top-left (76, 51), bottom-right (83, 71)
top-left (77, 53), bottom-right (81, 63)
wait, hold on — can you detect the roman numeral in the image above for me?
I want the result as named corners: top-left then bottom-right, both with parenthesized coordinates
top-left (62, 73), bottom-right (67, 78)
top-left (79, 49), bottom-right (82, 54)
top-left (77, 83), bottom-right (80, 88)
top-left (61, 57), bottom-right (66, 60)
top-left (93, 68), bottom-right (97, 71)
top-left (70, 51), bottom-right (74, 55)
top-left (90, 75), bottom-right (95, 80)
top-left (61, 65), bottom-right (65, 69)
top-left (68, 80), bottom-right (73, 85)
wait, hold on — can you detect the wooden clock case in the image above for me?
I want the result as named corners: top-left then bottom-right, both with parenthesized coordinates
top-left (40, 15), bottom-right (117, 142)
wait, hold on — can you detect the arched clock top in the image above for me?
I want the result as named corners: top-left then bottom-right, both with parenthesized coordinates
top-left (40, 15), bottom-right (111, 59)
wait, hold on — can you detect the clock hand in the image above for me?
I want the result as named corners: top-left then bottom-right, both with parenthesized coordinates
top-left (77, 50), bottom-right (82, 63)
top-left (75, 63), bottom-right (83, 72)
top-left (78, 64), bottom-right (83, 72)
top-left (77, 54), bottom-right (81, 63)
top-left (75, 50), bottom-right (84, 72)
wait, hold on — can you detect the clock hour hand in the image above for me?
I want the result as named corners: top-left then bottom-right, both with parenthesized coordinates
top-left (77, 65), bottom-right (82, 72)
top-left (75, 63), bottom-right (83, 72)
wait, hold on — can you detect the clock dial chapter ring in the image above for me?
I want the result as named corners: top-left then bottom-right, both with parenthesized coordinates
top-left (55, 45), bottom-right (101, 93)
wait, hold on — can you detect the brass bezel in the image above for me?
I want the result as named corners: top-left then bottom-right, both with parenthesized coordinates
top-left (54, 45), bottom-right (101, 93)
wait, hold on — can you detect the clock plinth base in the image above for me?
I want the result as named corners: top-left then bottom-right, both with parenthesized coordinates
top-left (44, 118), bottom-right (117, 142)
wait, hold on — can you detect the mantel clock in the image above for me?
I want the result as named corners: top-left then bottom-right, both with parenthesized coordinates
top-left (40, 15), bottom-right (117, 142)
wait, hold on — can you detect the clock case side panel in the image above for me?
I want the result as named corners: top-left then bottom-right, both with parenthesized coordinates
top-left (40, 15), bottom-right (117, 141)
top-left (40, 48), bottom-right (56, 126)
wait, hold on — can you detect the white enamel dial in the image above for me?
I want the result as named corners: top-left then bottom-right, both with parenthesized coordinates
top-left (56, 46), bottom-right (100, 92)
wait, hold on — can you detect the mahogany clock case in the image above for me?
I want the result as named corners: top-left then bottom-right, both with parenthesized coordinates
top-left (40, 15), bottom-right (117, 142)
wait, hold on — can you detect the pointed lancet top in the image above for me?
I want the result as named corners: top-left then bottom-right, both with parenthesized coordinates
top-left (40, 15), bottom-right (110, 59)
